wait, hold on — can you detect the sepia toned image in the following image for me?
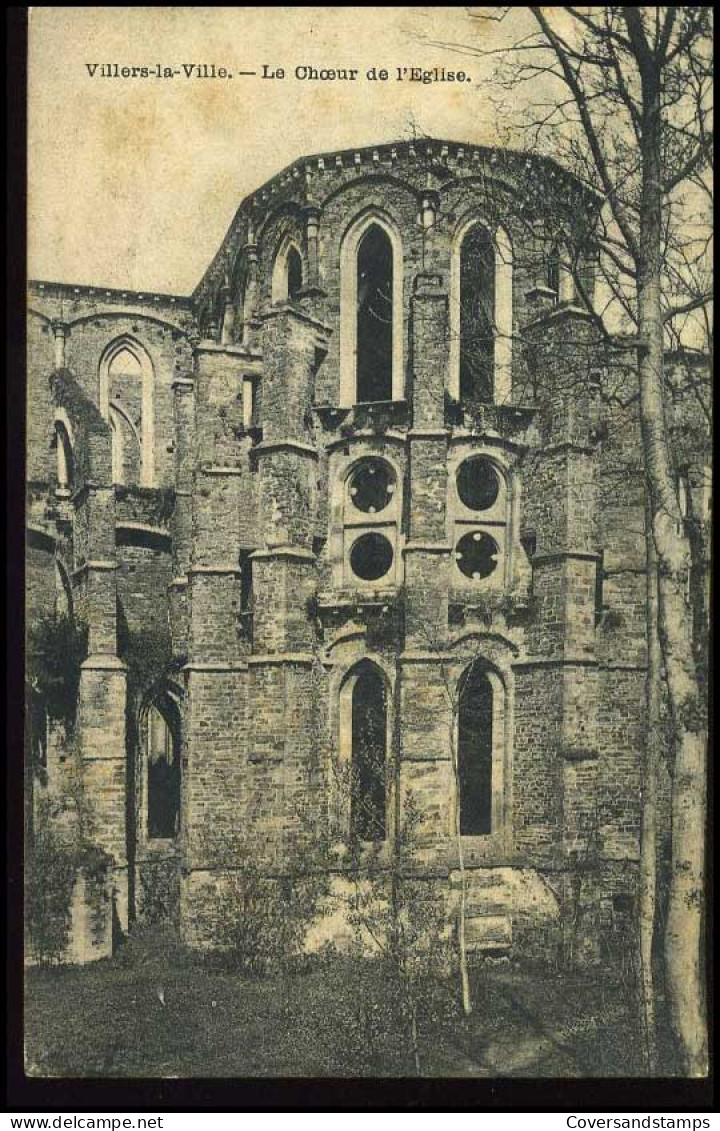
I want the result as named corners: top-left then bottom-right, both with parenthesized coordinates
top-left (23, 7), bottom-right (711, 1082)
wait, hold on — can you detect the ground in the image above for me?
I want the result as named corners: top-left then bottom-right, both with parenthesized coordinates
top-left (24, 925), bottom-right (661, 1078)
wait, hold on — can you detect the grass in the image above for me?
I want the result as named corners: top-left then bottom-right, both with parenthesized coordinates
top-left (25, 924), bottom-right (653, 1078)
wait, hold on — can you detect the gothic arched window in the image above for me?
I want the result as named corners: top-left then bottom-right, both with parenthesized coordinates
top-left (99, 338), bottom-right (154, 487)
top-left (450, 221), bottom-right (512, 405)
top-left (287, 245), bottom-right (303, 300)
top-left (340, 213), bottom-right (403, 407)
top-left (546, 244), bottom-right (560, 300)
top-left (546, 241), bottom-right (576, 304)
top-left (55, 421), bottom-right (75, 492)
top-left (459, 224), bottom-right (496, 403)
top-left (350, 663), bottom-right (388, 841)
top-left (458, 665), bottom-right (494, 836)
top-left (357, 225), bottom-right (394, 403)
top-left (272, 240), bottom-right (304, 304)
top-left (146, 701), bottom-right (180, 840)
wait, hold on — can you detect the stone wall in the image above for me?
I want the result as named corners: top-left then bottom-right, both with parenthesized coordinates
top-left (25, 140), bottom-right (710, 964)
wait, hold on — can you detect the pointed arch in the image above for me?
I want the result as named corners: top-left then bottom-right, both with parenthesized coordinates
top-left (546, 239), bottom-right (574, 304)
top-left (272, 236), bottom-right (304, 304)
top-left (449, 218), bottom-right (513, 405)
top-left (99, 336), bottom-right (155, 487)
top-left (53, 409), bottom-right (75, 492)
top-left (338, 658), bottom-right (390, 841)
top-left (108, 399), bottom-right (142, 486)
top-left (138, 689), bottom-right (182, 841)
top-left (340, 211), bottom-right (404, 407)
top-left (455, 658), bottom-right (508, 840)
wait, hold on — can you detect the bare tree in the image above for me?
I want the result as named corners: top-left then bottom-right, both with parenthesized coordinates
top-left (639, 505), bottom-right (661, 1073)
top-left (425, 6), bottom-right (712, 1074)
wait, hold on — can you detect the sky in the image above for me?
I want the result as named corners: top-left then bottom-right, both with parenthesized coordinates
top-left (28, 7), bottom-right (536, 295)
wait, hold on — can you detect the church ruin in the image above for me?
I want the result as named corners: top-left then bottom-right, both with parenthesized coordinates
top-left (25, 139), bottom-right (710, 963)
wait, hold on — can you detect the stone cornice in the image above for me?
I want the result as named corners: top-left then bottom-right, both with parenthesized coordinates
top-left (194, 341), bottom-right (263, 362)
top-left (407, 428), bottom-right (451, 441)
top-left (28, 278), bottom-right (192, 307)
top-left (253, 439), bottom-right (319, 460)
top-left (402, 542), bottom-right (453, 555)
top-left (524, 303), bottom-right (596, 331)
top-left (72, 559), bottom-right (119, 578)
top-left (116, 520), bottom-right (171, 544)
top-left (81, 654), bottom-right (126, 672)
top-left (532, 550), bottom-right (601, 566)
top-left (250, 546), bottom-right (316, 563)
top-left (257, 305), bottom-right (332, 336)
top-left (447, 430), bottom-right (529, 455)
top-left (324, 428), bottom-right (407, 454)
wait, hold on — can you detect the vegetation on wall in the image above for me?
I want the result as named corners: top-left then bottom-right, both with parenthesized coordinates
top-left (114, 484), bottom-right (176, 526)
top-left (25, 786), bottom-right (113, 967)
top-left (26, 613), bottom-right (88, 732)
top-left (116, 607), bottom-right (176, 703)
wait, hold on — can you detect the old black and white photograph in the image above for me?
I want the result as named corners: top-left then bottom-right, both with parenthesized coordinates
top-left (19, 5), bottom-right (712, 1089)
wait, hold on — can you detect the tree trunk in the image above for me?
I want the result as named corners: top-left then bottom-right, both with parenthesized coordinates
top-left (636, 81), bottom-right (708, 1076)
top-left (639, 511), bottom-right (660, 1073)
top-left (657, 566), bottom-right (707, 1076)
top-left (457, 864), bottom-right (472, 1016)
top-left (408, 989), bottom-right (421, 1075)
top-left (449, 724), bottom-right (472, 1015)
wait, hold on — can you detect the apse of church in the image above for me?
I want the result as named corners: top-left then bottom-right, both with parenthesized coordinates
top-left (28, 139), bottom-right (706, 963)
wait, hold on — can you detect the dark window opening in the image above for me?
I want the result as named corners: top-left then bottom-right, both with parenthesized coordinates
top-left (357, 224), bottom-right (393, 403)
top-left (460, 225), bottom-right (495, 403)
top-left (595, 550), bottom-right (605, 625)
top-left (348, 459), bottom-right (395, 514)
top-left (240, 553), bottom-right (253, 611)
top-left (455, 530), bottom-right (499, 580)
top-left (458, 666), bottom-right (493, 836)
top-left (239, 552), bottom-right (254, 641)
top-left (351, 666), bottom-right (387, 840)
top-left (456, 456), bottom-right (500, 512)
top-left (350, 532), bottom-right (394, 581)
top-left (147, 703), bottom-right (180, 839)
top-left (546, 244), bottom-right (560, 298)
top-left (287, 246), bottom-right (303, 300)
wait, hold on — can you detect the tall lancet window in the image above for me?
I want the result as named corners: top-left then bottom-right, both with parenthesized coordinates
top-left (147, 702), bottom-right (180, 840)
top-left (100, 337), bottom-right (155, 487)
top-left (287, 245), bottom-right (303, 300)
top-left (351, 663), bottom-right (388, 841)
top-left (459, 224), bottom-right (496, 404)
top-left (458, 665), bottom-right (494, 836)
top-left (356, 224), bottom-right (394, 403)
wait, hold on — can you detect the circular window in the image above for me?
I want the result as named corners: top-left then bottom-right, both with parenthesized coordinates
top-left (456, 457), bottom-right (500, 511)
top-left (455, 530), bottom-right (499, 580)
top-left (350, 532), bottom-right (394, 581)
top-left (348, 459), bottom-right (395, 514)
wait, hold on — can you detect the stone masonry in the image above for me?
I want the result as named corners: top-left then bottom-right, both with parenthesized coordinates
top-left (25, 139), bottom-right (710, 962)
